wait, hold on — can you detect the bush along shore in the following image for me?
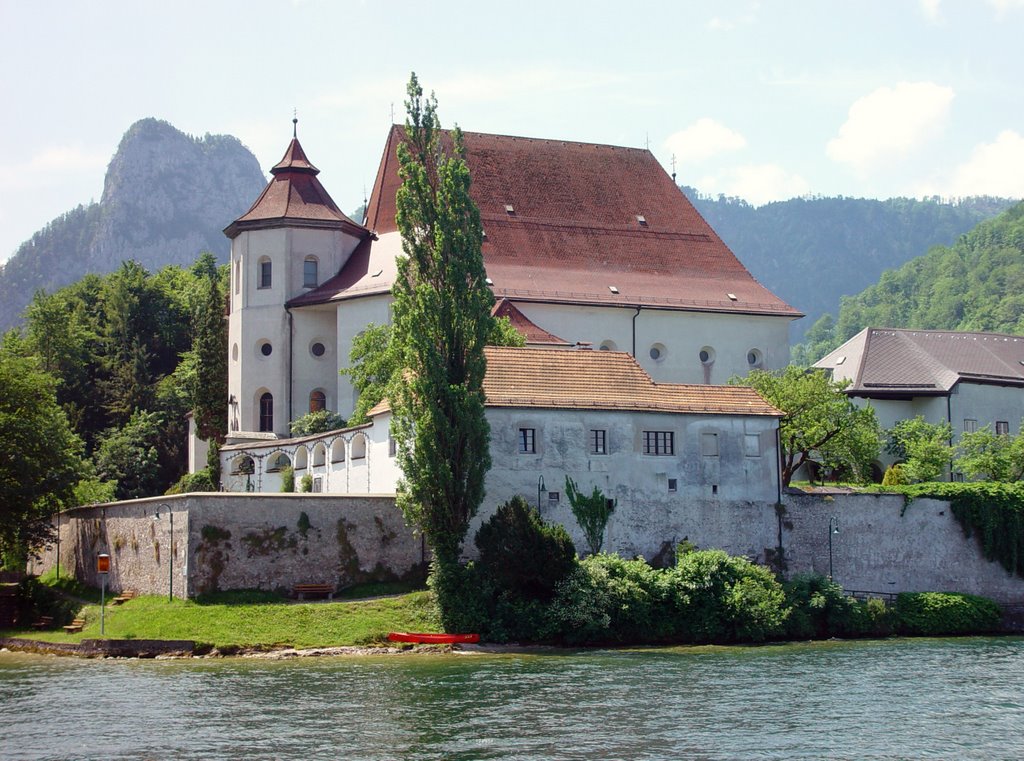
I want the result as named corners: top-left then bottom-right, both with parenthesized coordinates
top-left (436, 497), bottom-right (1006, 646)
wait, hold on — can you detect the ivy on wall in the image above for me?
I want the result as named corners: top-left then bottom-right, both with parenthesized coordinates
top-left (888, 482), bottom-right (1024, 578)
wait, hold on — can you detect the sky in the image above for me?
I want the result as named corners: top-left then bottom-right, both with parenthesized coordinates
top-left (1, 0), bottom-right (1022, 264)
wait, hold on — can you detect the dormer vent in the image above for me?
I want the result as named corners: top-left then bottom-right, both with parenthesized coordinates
top-left (505, 204), bottom-right (515, 215)
top-left (727, 293), bottom-right (737, 301)
top-left (485, 277), bottom-right (494, 286)
top-left (636, 215), bottom-right (647, 226)
top-left (609, 286), bottom-right (620, 294)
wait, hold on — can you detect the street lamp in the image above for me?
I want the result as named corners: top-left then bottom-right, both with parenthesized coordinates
top-left (97, 553), bottom-right (110, 635)
top-left (828, 515), bottom-right (840, 581)
top-left (154, 506), bottom-right (174, 602)
top-left (537, 475), bottom-right (546, 511)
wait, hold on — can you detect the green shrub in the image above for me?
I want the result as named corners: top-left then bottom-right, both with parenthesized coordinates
top-left (675, 550), bottom-right (788, 642)
top-left (474, 496), bottom-right (576, 600)
top-left (166, 468), bottom-right (217, 495)
top-left (882, 464), bottom-right (908, 486)
top-left (428, 560), bottom-right (491, 634)
top-left (783, 573), bottom-right (858, 639)
top-left (279, 465), bottom-right (295, 493)
top-left (894, 592), bottom-right (1002, 635)
top-left (299, 474), bottom-right (313, 493)
top-left (847, 596), bottom-right (894, 637)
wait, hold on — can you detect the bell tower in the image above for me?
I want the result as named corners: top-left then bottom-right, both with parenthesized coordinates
top-left (223, 121), bottom-right (368, 439)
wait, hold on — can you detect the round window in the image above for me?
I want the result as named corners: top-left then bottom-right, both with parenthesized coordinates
top-left (699, 346), bottom-right (715, 365)
top-left (747, 349), bottom-right (762, 366)
top-left (260, 342), bottom-right (272, 357)
top-left (311, 342), bottom-right (326, 357)
top-left (232, 343), bottom-right (239, 361)
top-left (649, 343), bottom-right (667, 362)
top-left (599, 340), bottom-right (617, 352)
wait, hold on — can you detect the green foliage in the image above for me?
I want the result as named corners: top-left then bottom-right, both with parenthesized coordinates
top-left (565, 477), bottom-right (615, 555)
top-left (489, 315), bottom-right (527, 348)
top-left (732, 366), bottom-right (881, 486)
top-left (299, 474), bottom-right (313, 493)
top-left (885, 416), bottom-right (953, 483)
top-left (780, 573), bottom-right (891, 639)
top-left (474, 496), bottom-right (577, 600)
top-left (886, 482), bottom-right (1024, 577)
top-left (893, 592), bottom-right (1001, 635)
top-left (290, 409), bottom-right (346, 437)
top-left (166, 468), bottom-right (218, 495)
top-left (0, 350), bottom-right (85, 564)
top-left (954, 426), bottom-right (1024, 482)
top-left (279, 466), bottom-right (295, 493)
top-left (797, 201), bottom-right (1024, 357)
top-left (674, 549), bottom-right (789, 643)
top-left (390, 73), bottom-right (495, 568)
top-left (882, 464), bottom-right (909, 486)
top-left (95, 409), bottom-right (161, 500)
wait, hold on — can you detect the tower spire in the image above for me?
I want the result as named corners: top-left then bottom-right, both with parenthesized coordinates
top-left (293, 108), bottom-right (298, 138)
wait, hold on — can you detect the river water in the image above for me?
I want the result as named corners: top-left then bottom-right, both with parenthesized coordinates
top-left (2, 637), bottom-right (1023, 760)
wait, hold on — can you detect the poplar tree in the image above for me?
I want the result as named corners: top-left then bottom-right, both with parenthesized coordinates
top-left (391, 73), bottom-right (495, 570)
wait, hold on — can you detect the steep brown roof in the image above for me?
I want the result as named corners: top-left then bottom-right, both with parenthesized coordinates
top-left (482, 346), bottom-right (781, 415)
top-left (305, 125), bottom-right (800, 316)
top-left (492, 298), bottom-right (571, 346)
top-left (225, 137), bottom-right (367, 239)
top-left (815, 327), bottom-right (1024, 395)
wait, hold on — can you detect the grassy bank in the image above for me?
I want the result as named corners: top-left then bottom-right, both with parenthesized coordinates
top-left (3, 585), bottom-right (439, 650)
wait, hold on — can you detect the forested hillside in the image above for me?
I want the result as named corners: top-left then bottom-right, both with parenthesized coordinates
top-left (794, 201), bottom-right (1024, 364)
top-left (0, 119), bottom-right (265, 331)
top-left (683, 190), bottom-right (1015, 339)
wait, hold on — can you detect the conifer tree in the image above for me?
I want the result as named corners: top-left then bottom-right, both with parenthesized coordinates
top-left (391, 73), bottom-right (495, 569)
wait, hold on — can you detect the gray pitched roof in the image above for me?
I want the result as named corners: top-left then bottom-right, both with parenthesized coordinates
top-left (815, 327), bottom-right (1024, 395)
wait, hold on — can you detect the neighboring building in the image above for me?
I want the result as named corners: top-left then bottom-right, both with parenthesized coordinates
top-left (815, 327), bottom-right (1024, 475)
top-left (221, 347), bottom-right (783, 557)
top-left (222, 125), bottom-right (801, 441)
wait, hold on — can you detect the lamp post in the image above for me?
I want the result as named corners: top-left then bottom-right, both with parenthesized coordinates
top-left (54, 511), bottom-right (60, 580)
top-left (154, 506), bottom-right (173, 602)
top-left (537, 475), bottom-right (546, 511)
top-left (828, 515), bottom-right (840, 580)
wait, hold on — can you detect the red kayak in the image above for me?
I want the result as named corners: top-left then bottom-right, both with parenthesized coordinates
top-left (387, 632), bottom-right (480, 644)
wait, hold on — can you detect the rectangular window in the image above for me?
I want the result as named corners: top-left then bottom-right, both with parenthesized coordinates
top-left (589, 429), bottom-right (607, 455)
top-left (667, 478), bottom-right (678, 493)
top-left (303, 258), bottom-right (318, 288)
top-left (996, 420), bottom-right (1010, 436)
top-left (643, 430), bottom-right (674, 456)
top-left (518, 428), bottom-right (536, 454)
top-left (388, 436), bottom-right (397, 457)
top-left (548, 491), bottom-right (560, 503)
top-left (701, 432), bottom-right (720, 457)
top-left (964, 418), bottom-right (978, 433)
top-left (744, 433), bottom-right (761, 457)
top-left (259, 260), bottom-right (272, 289)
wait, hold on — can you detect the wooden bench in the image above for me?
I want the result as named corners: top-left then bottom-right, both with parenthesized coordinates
top-left (63, 617), bottom-right (85, 634)
top-left (31, 615), bottom-right (54, 630)
top-left (111, 590), bottom-right (137, 606)
top-left (292, 583), bottom-right (334, 601)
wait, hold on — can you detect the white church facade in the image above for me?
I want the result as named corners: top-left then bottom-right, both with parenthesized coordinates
top-left (213, 124), bottom-right (800, 534)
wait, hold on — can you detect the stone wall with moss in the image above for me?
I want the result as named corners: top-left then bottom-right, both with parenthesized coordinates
top-left (30, 494), bottom-right (425, 598)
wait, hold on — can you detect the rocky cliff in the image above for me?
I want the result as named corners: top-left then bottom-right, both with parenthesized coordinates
top-left (0, 119), bottom-right (266, 330)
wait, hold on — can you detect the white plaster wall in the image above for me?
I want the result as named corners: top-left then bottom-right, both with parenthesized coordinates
top-left (512, 302), bottom-right (792, 384)
top-left (335, 295), bottom-right (392, 418)
top-left (291, 306), bottom-right (339, 420)
top-left (474, 407), bottom-right (781, 559)
top-left (952, 383), bottom-right (1024, 439)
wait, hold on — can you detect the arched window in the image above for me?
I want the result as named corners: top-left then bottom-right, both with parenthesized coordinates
top-left (258, 257), bottom-right (272, 289)
top-left (259, 392), bottom-right (274, 432)
top-left (303, 257), bottom-right (319, 288)
top-left (351, 434), bottom-right (367, 460)
top-left (331, 438), bottom-right (346, 463)
top-left (309, 390), bottom-right (326, 413)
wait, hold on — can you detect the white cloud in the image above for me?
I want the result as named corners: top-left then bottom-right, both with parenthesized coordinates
top-left (707, 1), bottom-right (760, 30)
top-left (696, 164), bottom-right (810, 206)
top-left (826, 82), bottom-right (954, 171)
top-left (988, 0), bottom-right (1024, 14)
top-left (664, 119), bottom-right (747, 164)
top-left (918, 130), bottom-right (1024, 198)
top-left (919, 0), bottom-right (942, 22)
top-left (0, 145), bottom-right (107, 190)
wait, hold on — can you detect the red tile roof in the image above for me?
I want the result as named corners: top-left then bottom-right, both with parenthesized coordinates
top-left (225, 137), bottom-right (368, 239)
top-left (342, 126), bottom-right (798, 316)
top-left (492, 298), bottom-right (571, 346)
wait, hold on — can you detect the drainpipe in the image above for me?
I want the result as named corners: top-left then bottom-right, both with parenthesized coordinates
top-left (947, 391), bottom-right (954, 482)
top-left (286, 306), bottom-right (294, 435)
top-left (631, 306), bottom-right (642, 357)
top-left (776, 424), bottom-right (783, 505)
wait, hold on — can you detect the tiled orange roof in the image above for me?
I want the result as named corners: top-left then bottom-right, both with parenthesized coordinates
top-left (225, 137), bottom-right (367, 239)
top-left (482, 347), bottom-right (781, 416)
top-left (492, 298), bottom-right (571, 346)
top-left (299, 126), bottom-right (800, 317)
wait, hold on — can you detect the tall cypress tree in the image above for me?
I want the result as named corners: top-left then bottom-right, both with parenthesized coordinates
top-left (391, 73), bottom-right (495, 570)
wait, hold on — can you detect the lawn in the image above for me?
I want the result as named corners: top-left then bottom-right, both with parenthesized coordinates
top-left (3, 584), bottom-right (440, 650)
